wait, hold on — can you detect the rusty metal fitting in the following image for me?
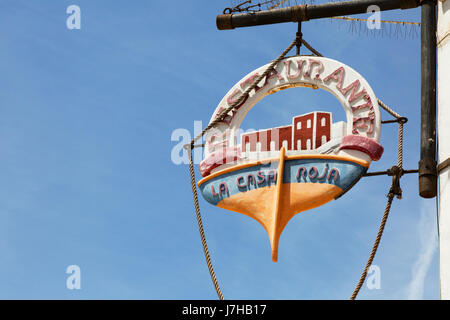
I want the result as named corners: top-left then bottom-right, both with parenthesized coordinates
top-left (387, 165), bottom-right (403, 199)
top-left (397, 117), bottom-right (408, 124)
top-left (291, 5), bottom-right (308, 22)
top-left (387, 165), bottom-right (403, 177)
top-left (419, 158), bottom-right (437, 198)
top-left (217, 14), bottom-right (234, 30)
top-left (419, 158), bottom-right (438, 177)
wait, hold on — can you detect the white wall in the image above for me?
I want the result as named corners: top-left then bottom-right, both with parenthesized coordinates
top-left (438, 0), bottom-right (450, 300)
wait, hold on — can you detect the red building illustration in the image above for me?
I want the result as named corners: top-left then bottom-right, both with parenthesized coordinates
top-left (241, 111), bottom-right (333, 152)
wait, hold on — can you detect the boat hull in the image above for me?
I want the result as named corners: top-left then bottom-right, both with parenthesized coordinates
top-left (198, 153), bottom-right (368, 261)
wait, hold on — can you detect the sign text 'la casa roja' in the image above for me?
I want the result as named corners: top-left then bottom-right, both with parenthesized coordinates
top-left (209, 163), bottom-right (341, 198)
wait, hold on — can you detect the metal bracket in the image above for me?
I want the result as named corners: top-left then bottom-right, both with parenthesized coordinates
top-left (419, 158), bottom-right (438, 176)
top-left (388, 166), bottom-right (403, 199)
top-left (419, 158), bottom-right (438, 198)
top-left (381, 117), bottom-right (408, 124)
top-left (438, 158), bottom-right (450, 173)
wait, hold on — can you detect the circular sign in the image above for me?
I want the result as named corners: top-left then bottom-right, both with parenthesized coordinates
top-left (197, 56), bottom-right (384, 262)
top-left (201, 56), bottom-right (383, 177)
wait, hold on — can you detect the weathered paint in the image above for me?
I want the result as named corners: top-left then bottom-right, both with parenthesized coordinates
top-left (198, 151), bottom-right (367, 261)
top-left (201, 56), bottom-right (382, 177)
top-left (204, 56), bottom-right (381, 158)
top-left (198, 56), bottom-right (382, 262)
top-left (340, 135), bottom-right (384, 161)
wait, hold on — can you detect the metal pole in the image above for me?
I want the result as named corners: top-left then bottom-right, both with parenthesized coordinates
top-left (419, 0), bottom-right (437, 198)
top-left (437, 0), bottom-right (450, 300)
top-left (217, 0), bottom-right (420, 30)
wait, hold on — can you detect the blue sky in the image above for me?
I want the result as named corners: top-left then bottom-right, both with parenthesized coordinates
top-left (0, 0), bottom-right (439, 299)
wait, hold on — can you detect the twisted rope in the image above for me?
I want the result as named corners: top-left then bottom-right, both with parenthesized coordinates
top-left (190, 38), bottom-right (298, 147)
top-left (378, 98), bottom-right (401, 119)
top-left (187, 149), bottom-right (224, 300)
top-left (186, 36), bottom-right (406, 300)
top-left (297, 38), bottom-right (406, 300)
top-left (349, 103), bottom-right (405, 299)
top-left (187, 37), bottom-right (299, 300)
top-left (350, 192), bottom-right (394, 300)
top-left (398, 121), bottom-right (404, 169)
top-left (301, 38), bottom-right (323, 57)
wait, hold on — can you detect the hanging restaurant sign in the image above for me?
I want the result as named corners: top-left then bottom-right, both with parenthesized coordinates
top-left (197, 56), bottom-right (384, 262)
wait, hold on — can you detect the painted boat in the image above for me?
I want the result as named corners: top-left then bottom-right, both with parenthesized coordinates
top-left (198, 148), bottom-right (369, 262)
top-left (197, 56), bottom-right (385, 261)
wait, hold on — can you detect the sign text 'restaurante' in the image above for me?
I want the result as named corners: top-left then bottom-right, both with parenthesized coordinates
top-left (215, 58), bottom-right (376, 137)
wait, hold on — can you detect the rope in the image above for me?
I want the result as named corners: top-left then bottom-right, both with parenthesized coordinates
top-left (350, 192), bottom-right (394, 300)
top-left (398, 121), bottom-right (404, 169)
top-left (294, 38), bottom-right (407, 299)
top-left (186, 37), bottom-right (299, 300)
top-left (301, 39), bottom-right (323, 57)
top-left (190, 37), bottom-right (298, 147)
top-left (187, 148), bottom-right (224, 300)
top-left (349, 104), bottom-right (405, 299)
top-left (377, 99), bottom-right (401, 119)
top-left (186, 35), bottom-right (406, 300)
top-left (350, 111), bottom-right (404, 299)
